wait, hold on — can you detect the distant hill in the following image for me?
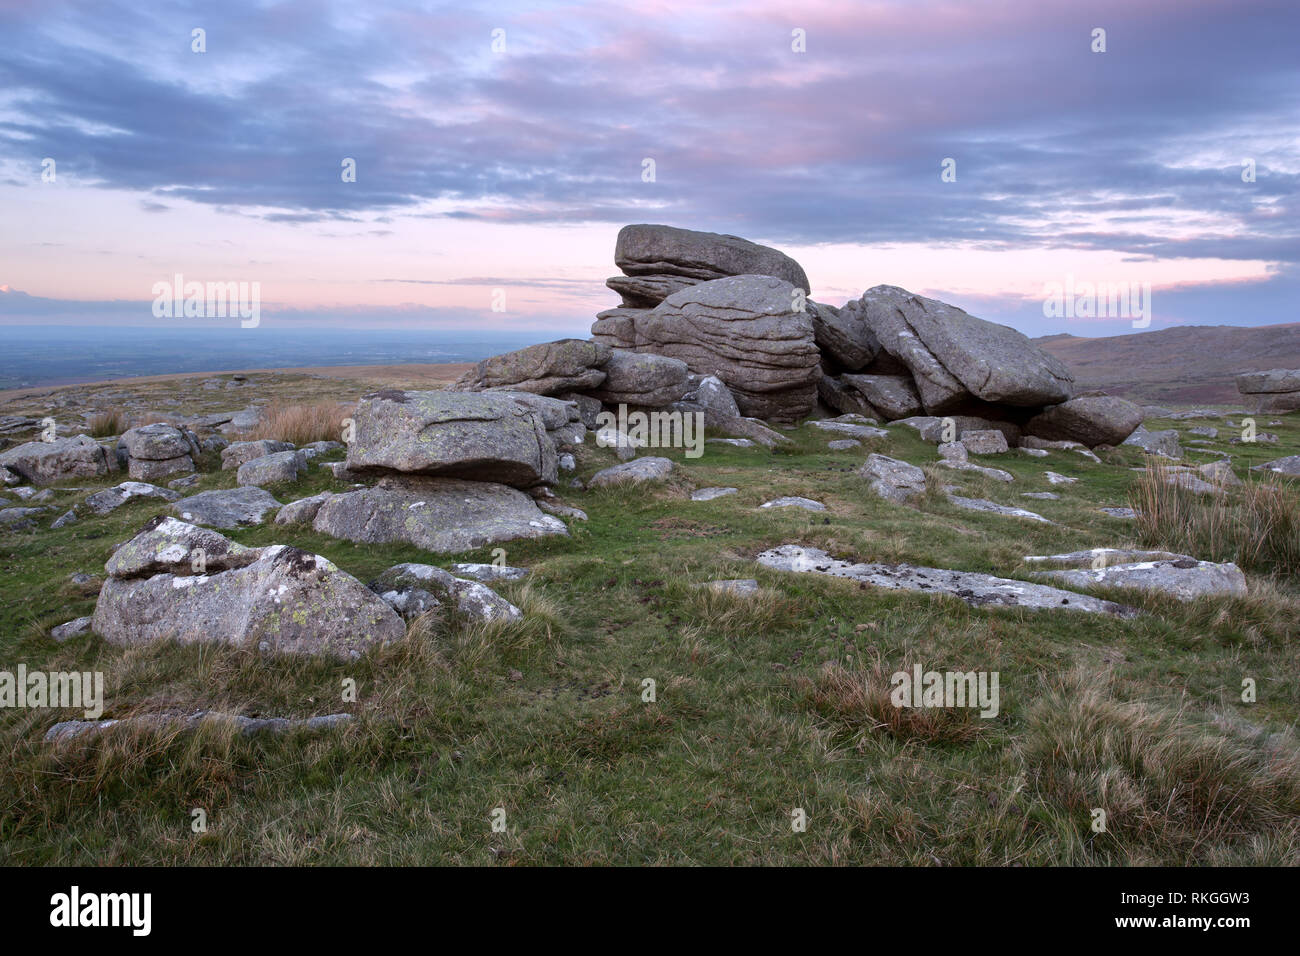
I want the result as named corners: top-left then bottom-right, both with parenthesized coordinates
top-left (1034, 322), bottom-right (1300, 404)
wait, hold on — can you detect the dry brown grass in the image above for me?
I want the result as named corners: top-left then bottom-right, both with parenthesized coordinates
top-left (249, 401), bottom-right (353, 445)
top-left (86, 408), bottom-right (126, 437)
top-left (797, 656), bottom-right (989, 746)
top-left (1131, 457), bottom-right (1300, 574)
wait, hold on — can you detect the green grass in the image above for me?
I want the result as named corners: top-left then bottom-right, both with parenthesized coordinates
top-left (1, 378), bottom-right (1298, 865)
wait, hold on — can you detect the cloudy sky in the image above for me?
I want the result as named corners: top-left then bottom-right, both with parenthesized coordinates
top-left (0, 0), bottom-right (1296, 338)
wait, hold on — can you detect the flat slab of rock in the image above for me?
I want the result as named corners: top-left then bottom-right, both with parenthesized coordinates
top-left (702, 578), bottom-right (760, 596)
top-left (1236, 368), bottom-right (1300, 394)
top-left (84, 481), bottom-right (182, 515)
top-left (274, 491), bottom-right (335, 526)
top-left (827, 439), bottom-right (862, 450)
top-left (588, 457), bottom-right (674, 487)
top-left (808, 420), bottom-right (888, 439)
top-left (172, 486), bottom-right (283, 528)
top-left (94, 523), bottom-right (404, 658)
top-left (614, 223), bottom-right (810, 291)
top-left (947, 495), bottom-right (1051, 523)
top-left (47, 710), bottom-right (352, 743)
top-left (1045, 471), bottom-right (1077, 485)
top-left (841, 373), bottom-right (922, 419)
top-left (1025, 549), bottom-right (1247, 601)
top-left (1252, 455), bottom-right (1300, 476)
top-left (448, 562), bottom-right (530, 582)
top-left (1098, 506), bottom-right (1138, 518)
top-left (585, 350), bottom-right (690, 406)
top-left (936, 461), bottom-right (1014, 482)
top-left (50, 617), bottom-right (93, 642)
top-left (313, 475), bottom-right (567, 553)
top-left (1122, 426), bottom-right (1183, 458)
top-left (859, 453), bottom-right (926, 502)
top-left (372, 563), bottom-right (521, 623)
top-left (760, 496), bottom-right (826, 512)
top-left (347, 390), bottom-right (557, 488)
top-left (757, 545), bottom-right (1135, 616)
top-left (691, 486), bottom-right (738, 501)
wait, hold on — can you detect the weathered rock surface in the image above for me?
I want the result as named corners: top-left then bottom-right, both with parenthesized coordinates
top-left (843, 285), bottom-right (1073, 412)
top-left (1122, 426), bottom-right (1183, 458)
top-left (622, 275), bottom-right (820, 421)
top-left (840, 373), bottom-right (923, 420)
top-left (757, 545), bottom-right (1136, 616)
top-left (606, 274), bottom-right (700, 308)
top-left (809, 301), bottom-right (879, 370)
top-left (47, 710), bottom-right (353, 743)
top-left (959, 429), bottom-right (1010, 455)
top-left (347, 390), bottom-right (557, 488)
top-left (1025, 549), bottom-right (1247, 601)
top-left (585, 350), bottom-right (691, 406)
top-left (1252, 455), bottom-right (1300, 476)
top-left (1025, 396), bottom-right (1142, 447)
top-left (691, 486), bottom-right (738, 501)
top-left (760, 496), bottom-right (826, 512)
top-left (120, 423), bottom-right (199, 462)
top-left (858, 453), bottom-right (927, 503)
top-left (456, 338), bottom-right (611, 395)
top-left (0, 436), bottom-right (111, 485)
top-left (1236, 369), bottom-right (1300, 410)
top-left (222, 440), bottom-right (295, 471)
top-left (84, 481), bottom-right (182, 515)
top-left (947, 494), bottom-right (1050, 522)
top-left (274, 491), bottom-right (335, 526)
top-left (172, 486), bottom-right (283, 528)
top-left (93, 522), bottom-right (404, 658)
top-left (614, 223), bottom-right (810, 291)
top-left (313, 475), bottom-right (567, 552)
top-left (237, 450), bottom-right (306, 487)
top-left (588, 457), bottom-right (674, 487)
top-left (372, 563), bottom-right (521, 623)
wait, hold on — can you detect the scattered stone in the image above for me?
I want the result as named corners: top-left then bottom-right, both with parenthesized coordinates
top-left (558, 453), bottom-right (576, 471)
top-left (46, 710), bottom-right (353, 743)
top-left (760, 496), bottom-right (826, 512)
top-left (960, 430), bottom-right (1009, 455)
top-left (946, 495), bottom-right (1051, 523)
top-left (448, 563), bottom-right (530, 582)
top-left (1121, 426), bottom-right (1183, 458)
top-left (274, 491), bottom-right (335, 526)
top-left (222, 440), bottom-right (294, 471)
top-left (167, 474), bottom-right (201, 490)
top-left (808, 420), bottom-right (888, 439)
top-left (537, 500), bottom-right (588, 521)
top-left (827, 439), bottom-right (862, 451)
top-left (237, 450), bottom-right (307, 487)
top-left (702, 579), bottom-right (760, 596)
top-left (50, 617), bottom-right (93, 642)
top-left (1045, 472), bottom-right (1078, 485)
top-left (84, 481), bottom-right (182, 515)
top-left (1019, 447), bottom-right (1048, 458)
top-left (372, 563), bottom-right (522, 623)
top-left (707, 438), bottom-right (756, 447)
top-left (1198, 459), bottom-right (1241, 487)
top-left (936, 461), bottom-right (1014, 482)
top-left (691, 487), bottom-right (738, 501)
top-left (588, 457), bottom-right (674, 488)
top-left (1252, 455), bottom-right (1300, 477)
top-left (1188, 426), bottom-right (1218, 438)
top-left (859, 454), bottom-right (927, 503)
top-left (1099, 507), bottom-right (1138, 519)
top-left (1022, 492), bottom-right (1060, 500)
top-left (51, 509), bottom-right (77, 528)
top-left (757, 545), bottom-right (1135, 616)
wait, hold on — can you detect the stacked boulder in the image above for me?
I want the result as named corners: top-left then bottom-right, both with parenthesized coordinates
top-left (1236, 369), bottom-right (1300, 413)
top-left (119, 423), bottom-right (200, 481)
top-left (591, 225), bottom-right (819, 422)
top-left (310, 390), bottom-right (570, 552)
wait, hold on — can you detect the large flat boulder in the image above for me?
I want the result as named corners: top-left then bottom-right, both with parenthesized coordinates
top-left (346, 390), bottom-right (557, 488)
top-left (844, 286), bottom-right (1073, 412)
top-left (237, 450), bottom-right (307, 486)
top-left (606, 274), bottom-right (700, 308)
top-left (627, 275), bottom-right (820, 421)
top-left (1236, 369), bottom-right (1300, 394)
top-left (172, 486), bottom-right (283, 528)
top-left (84, 481), bottom-right (182, 516)
top-left (614, 224), bottom-right (810, 292)
top-left (222, 440), bottom-right (295, 471)
top-left (92, 522), bottom-right (404, 659)
top-left (1025, 549), bottom-right (1247, 601)
top-left (1025, 396), bottom-right (1142, 447)
top-left (858, 453), bottom-right (926, 503)
top-left (120, 423), bottom-right (199, 461)
top-left (312, 475), bottom-right (568, 553)
top-left (0, 435), bottom-right (112, 485)
top-left (455, 338), bottom-right (611, 395)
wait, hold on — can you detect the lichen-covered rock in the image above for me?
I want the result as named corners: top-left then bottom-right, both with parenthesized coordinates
top-left (128, 455), bottom-right (194, 482)
top-left (959, 429), bottom-right (1010, 455)
top-left (809, 300), bottom-right (879, 370)
top-left (313, 475), bottom-right (567, 553)
top-left (0, 435), bottom-right (111, 485)
top-left (588, 456), bottom-right (674, 488)
top-left (120, 423), bottom-right (199, 462)
top-left (237, 450), bottom-right (306, 486)
top-left (1121, 425), bottom-right (1183, 458)
top-left (858, 453), bottom-right (926, 503)
top-left (274, 491), bottom-right (335, 526)
top-left (172, 486), bottom-right (283, 528)
top-left (84, 481), bottom-right (182, 516)
top-left (222, 440), bottom-right (295, 471)
top-left (105, 515), bottom-right (262, 577)
top-left (1025, 549), bottom-right (1247, 601)
top-left (93, 524), bottom-right (404, 658)
top-left (606, 274), bottom-right (700, 308)
top-left (372, 563), bottom-right (521, 623)
top-left (346, 390), bottom-right (557, 488)
top-left (456, 338), bottom-right (611, 395)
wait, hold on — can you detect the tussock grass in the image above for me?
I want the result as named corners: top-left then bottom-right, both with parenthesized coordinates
top-left (250, 401), bottom-right (352, 445)
top-left (1022, 669), bottom-right (1300, 861)
top-left (86, 408), bottom-right (126, 437)
top-left (1131, 457), bottom-right (1300, 574)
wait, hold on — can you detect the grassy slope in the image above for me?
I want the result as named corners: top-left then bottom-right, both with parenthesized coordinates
top-left (1, 377), bottom-right (1297, 865)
